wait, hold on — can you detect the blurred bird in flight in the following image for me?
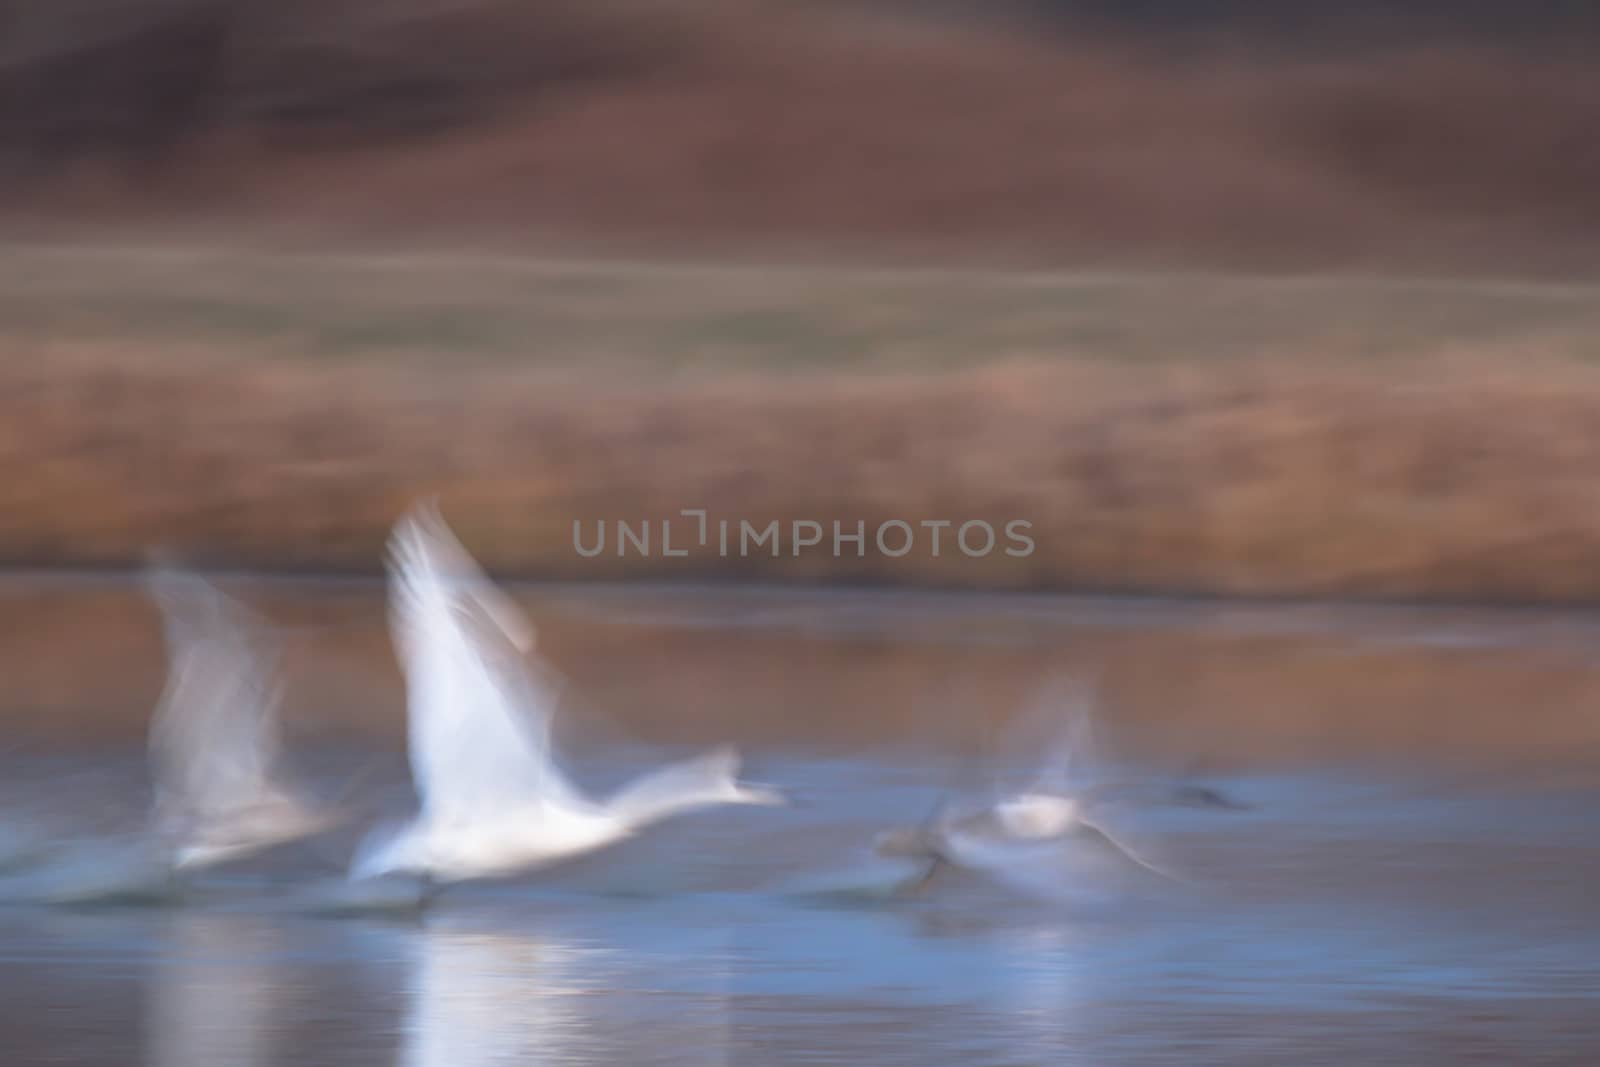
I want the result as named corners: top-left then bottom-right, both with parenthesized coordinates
top-left (873, 678), bottom-right (1236, 902)
top-left (146, 566), bottom-right (336, 871)
top-left (348, 502), bottom-right (784, 889)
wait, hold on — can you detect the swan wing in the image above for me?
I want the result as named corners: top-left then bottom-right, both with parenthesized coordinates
top-left (145, 568), bottom-right (291, 833)
top-left (1020, 675), bottom-right (1106, 798)
top-left (939, 819), bottom-right (1182, 903)
top-left (1072, 805), bottom-right (1197, 884)
top-left (388, 504), bottom-right (589, 826)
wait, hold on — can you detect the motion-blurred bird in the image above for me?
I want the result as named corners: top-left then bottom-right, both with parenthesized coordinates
top-left (0, 570), bottom-right (335, 905)
top-left (146, 566), bottom-right (333, 871)
top-left (873, 679), bottom-right (1233, 901)
top-left (349, 503), bottom-right (783, 887)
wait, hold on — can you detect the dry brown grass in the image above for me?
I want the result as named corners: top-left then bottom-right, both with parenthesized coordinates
top-left (5, 248), bottom-right (1600, 602)
top-left (11, 335), bottom-right (1600, 602)
top-left (8, 243), bottom-right (1600, 762)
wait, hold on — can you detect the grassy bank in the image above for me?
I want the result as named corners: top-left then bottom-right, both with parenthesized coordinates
top-left (7, 246), bottom-right (1600, 601)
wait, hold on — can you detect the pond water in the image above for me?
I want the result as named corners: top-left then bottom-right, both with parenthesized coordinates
top-left (0, 578), bottom-right (1596, 1064)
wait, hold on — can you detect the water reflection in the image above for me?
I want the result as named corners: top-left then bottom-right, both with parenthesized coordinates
top-left (8, 578), bottom-right (1600, 773)
top-left (146, 916), bottom-right (287, 1067)
top-left (145, 913), bottom-right (405, 1067)
top-left (400, 914), bottom-right (731, 1067)
top-left (994, 925), bottom-right (1091, 1059)
top-left (4, 760), bottom-right (1595, 1067)
top-left (402, 922), bottom-right (601, 1067)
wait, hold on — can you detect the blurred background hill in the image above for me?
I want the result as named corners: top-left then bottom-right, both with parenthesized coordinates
top-left (4, 1), bottom-right (1600, 598)
top-left (3, 0), bottom-right (1600, 270)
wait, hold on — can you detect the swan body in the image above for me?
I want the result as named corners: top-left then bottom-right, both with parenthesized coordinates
top-left (872, 682), bottom-right (1220, 899)
top-left (990, 793), bottom-right (1083, 839)
top-left (351, 504), bottom-right (782, 885)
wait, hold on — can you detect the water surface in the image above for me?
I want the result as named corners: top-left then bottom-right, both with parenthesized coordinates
top-left (0, 580), bottom-right (1597, 1064)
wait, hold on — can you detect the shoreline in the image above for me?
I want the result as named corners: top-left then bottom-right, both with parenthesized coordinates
top-left (6, 564), bottom-right (1600, 621)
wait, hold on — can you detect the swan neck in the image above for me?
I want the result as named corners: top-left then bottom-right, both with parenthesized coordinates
top-left (611, 787), bottom-right (723, 827)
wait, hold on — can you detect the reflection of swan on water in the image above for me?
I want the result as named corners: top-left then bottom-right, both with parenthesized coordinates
top-left (350, 504), bottom-right (783, 888)
top-left (401, 922), bottom-right (604, 1067)
top-left (145, 916), bottom-right (286, 1067)
top-left (988, 924), bottom-right (1092, 1059)
top-left (402, 916), bottom-right (734, 1067)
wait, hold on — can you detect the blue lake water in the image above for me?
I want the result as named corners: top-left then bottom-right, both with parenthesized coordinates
top-left (0, 752), bottom-right (1595, 1066)
top-left (1, 579), bottom-right (1599, 1064)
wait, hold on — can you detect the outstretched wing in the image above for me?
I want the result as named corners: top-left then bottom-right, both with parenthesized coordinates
top-left (387, 502), bottom-right (589, 826)
top-left (998, 674), bottom-right (1107, 801)
top-left (1071, 810), bottom-right (1196, 884)
top-left (938, 817), bottom-right (1187, 903)
top-left (146, 568), bottom-right (291, 832)
top-left (1007, 676), bottom-right (1242, 816)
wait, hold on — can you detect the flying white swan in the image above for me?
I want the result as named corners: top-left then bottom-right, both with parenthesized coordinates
top-left (872, 680), bottom-right (1213, 901)
top-left (348, 503), bottom-right (783, 886)
top-left (145, 566), bottom-right (332, 871)
top-left (0, 571), bottom-right (333, 905)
